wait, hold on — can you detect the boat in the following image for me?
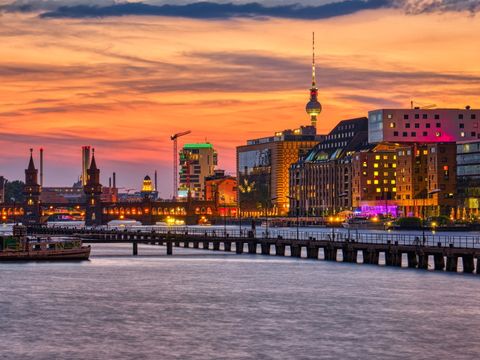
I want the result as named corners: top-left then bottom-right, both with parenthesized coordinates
top-left (342, 216), bottom-right (389, 230)
top-left (0, 225), bottom-right (90, 261)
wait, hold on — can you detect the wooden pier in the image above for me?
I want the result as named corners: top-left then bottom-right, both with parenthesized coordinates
top-left (26, 226), bottom-right (480, 274)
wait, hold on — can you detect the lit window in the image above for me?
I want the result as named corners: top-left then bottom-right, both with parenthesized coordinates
top-left (460, 132), bottom-right (465, 137)
top-left (443, 165), bottom-right (449, 171)
top-left (374, 163), bottom-right (379, 168)
top-left (383, 155), bottom-right (388, 160)
top-left (374, 171), bottom-right (379, 176)
top-left (362, 162), bottom-right (367, 167)
top-left (391, 180), bottom-right (396, 184)
top-left (423, 150), bottom-right (428, 155)
top-left (367, 180), bottom-right (372, 185)
top-left (375, 155), bottom-right (380, 160)
top-left (392, 164), bottom-right (397, 168)
top-left (383, 179), bottom-right (388, 184)
top-left (376, 188), bottom-right (381, 193)
top-left (389, 122), bottom-right (395, 128)
top-left (436, 132), bottom-right (441, 137)
top-left (392, 187), bottom-right (397, 192)
top-left (374, 180), bottom-right (379, 184)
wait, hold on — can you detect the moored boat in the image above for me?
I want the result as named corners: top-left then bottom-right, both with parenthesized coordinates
top-left (342, 216), bottom-right (388, 230)
top-left (0, 225), bottom-right (90, 261)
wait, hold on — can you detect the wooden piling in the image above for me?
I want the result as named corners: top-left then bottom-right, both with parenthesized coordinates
top-left (166, 241), bottom-right (172, 255)
top-left (434, 254), bottom-right (445, 271)
top-left (224, 241), bottom-right (232, 252)
top-left (446, 255), bottom-right (458, 272)
top-left (275, 243), bottom-right (285, 256)
top-left (261, 243), bottom-right (270, 255)
top-left (248, 241), bottom-right (257, 254)
top-left (462, 254), bottom-right (474, 273)
top-left (133, 242), bottom-right (138, 256)
top-left (236, 241), bottom-right (243, 254)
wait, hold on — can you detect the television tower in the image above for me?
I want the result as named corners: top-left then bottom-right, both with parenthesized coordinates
top-left (305, 32), bottom-right (322, 128)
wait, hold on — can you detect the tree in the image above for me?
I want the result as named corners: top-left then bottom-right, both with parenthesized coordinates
top-left (5, 180), bottom-right (25, 203)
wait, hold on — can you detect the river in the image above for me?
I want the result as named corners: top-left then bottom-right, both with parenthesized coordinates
top-left (1, 224), bottom-right (480, 359)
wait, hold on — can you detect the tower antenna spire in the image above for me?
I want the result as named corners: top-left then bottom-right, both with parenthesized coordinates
top-left (312, 31), bottom-right (316, 87)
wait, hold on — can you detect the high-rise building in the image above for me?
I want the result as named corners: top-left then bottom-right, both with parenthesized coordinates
top-left (289, 118), bottom-right (369, 216)
top-left (81, 146), bottom-right (91, 186)
top-left (0, 176), bottom-right (5, 204)
top-left (238, 126), bottom-right (323, 217)
top-left (178, 143), bottom-right (217, 200)
top-left (368, 107), bottom-right (480, 144)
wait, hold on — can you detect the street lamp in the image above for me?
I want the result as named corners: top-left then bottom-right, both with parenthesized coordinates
top-left (221, 195), bottom-right (227, 238)
top-left (286, 195), bottom-right (299, 241)
top-left (422, 188), bottom-right (441, 244)
top-left (338, 192), bottom-right (348, 240)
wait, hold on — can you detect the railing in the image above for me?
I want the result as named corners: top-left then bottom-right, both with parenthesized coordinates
top-left (35, 225), bottom-right (480, 249)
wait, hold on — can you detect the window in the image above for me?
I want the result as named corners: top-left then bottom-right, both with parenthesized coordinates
top-left (436, 123), bottom-right (441, 128)
top-left (389, 122), bottom-right (395, 128)
top-left (461, 132), bottom-right (465, 137)
top-left (375, 155), bottom-right (380, 160)
top-left (422, 114), bottom-right (428, 119)
top-left (415, 114), bottom-right (420, 119)
top-left (426, 123), bottom-right (431, 128)
top-left (393, 131), bottom-right (399, 136)
top-left (374, 180), bottom-right (379, 184)
top-left (459, 123), bottom-right (464, 128)
top-left (459, 114), bottom-right (464, 119)
top-left (367, 180), bottom-right (372, 184)
top-left (387, 114), bottom-right (393, 119)
top-left (376, 188), bottom-right (381, 193)
top-left (403, 132), bottom-right (407, 137)
top-left (415, 123), bottom-right (420, 128)
top-left (434, 114), bottom-right (440, 120)
top-left (472, 132), bottom-right (477, 137)
top-left (411, 132), bottom-right (416, 137)
top-left (406, 123), bottom-right (411, 128)
top-left (374, 163), bottom-right (379, 168)
top-left (423, 131), bottom-right (428, 136)
top-left (404, 114), bottom-right (409, 120)
top-left (472, 114), bottom-right (476, 119)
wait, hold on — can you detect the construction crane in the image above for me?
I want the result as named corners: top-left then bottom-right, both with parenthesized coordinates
top-left (410, 101), bottom-right (437, 110)
top-left (170, 130), bottom-right (191, 199)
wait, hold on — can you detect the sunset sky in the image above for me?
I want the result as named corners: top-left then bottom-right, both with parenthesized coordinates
top-left (1, 0), bottom-right (480, 196)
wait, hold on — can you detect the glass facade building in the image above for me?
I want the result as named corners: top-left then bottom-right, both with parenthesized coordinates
top-left (457, 141), bottom-right (480, 217)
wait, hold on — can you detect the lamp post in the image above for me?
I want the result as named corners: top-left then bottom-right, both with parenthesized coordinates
top-left (338, 192), bottom-right (348, 240)
top-left (286, 195), bottom-right (299, 241)
top-left (221, 195), bottom-right (227, 238)
top-left (422, 188), bottom-right (441, 244)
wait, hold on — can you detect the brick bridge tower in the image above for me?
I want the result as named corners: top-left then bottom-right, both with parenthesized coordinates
top-left (23, 149), bottom-right (41, 224)
top-left (84, 149), bottom-right (103, 226)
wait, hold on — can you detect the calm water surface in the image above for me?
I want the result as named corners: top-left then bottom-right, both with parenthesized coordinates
top-left (1, 243), bottom-right (480, 359)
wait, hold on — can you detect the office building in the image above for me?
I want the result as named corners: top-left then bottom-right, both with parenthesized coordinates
top-left (457, 141), bottom-right (480, 219)
top-left (179, 143), bottom-right (217, 200)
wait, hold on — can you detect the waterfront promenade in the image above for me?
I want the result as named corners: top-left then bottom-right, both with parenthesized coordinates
top-left (27, 225), bottom-right (480, 274)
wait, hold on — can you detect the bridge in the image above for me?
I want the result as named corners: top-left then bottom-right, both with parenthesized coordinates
top-left (27, 225), bottom-right (480, 274)
top-left (1, 150), bottom-right (220, 226)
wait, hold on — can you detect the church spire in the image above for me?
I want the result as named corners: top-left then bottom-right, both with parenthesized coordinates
top-left (27, 148), bottom-right (36, 171)
top-left (89, 148), bottom-right (97, 171)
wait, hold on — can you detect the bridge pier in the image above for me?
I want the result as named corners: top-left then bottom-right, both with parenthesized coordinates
top-left (290, 245), bottom-right (301, 258)
top-left (193, 241), bottom-right (199, 248)
top-left (203, 240), bottom-right (209, 250)
top-left (236, 241), bottom-right (243, 254)
top-left (213, 241), bottom-right (220, 251)
top-left (183, 240), bottom-right (189, 248)
top-left (342, 246), bottom-right (357, 263)
top-left (175, 240), bottom-right (180, 247)
top-left (307, 246), bottom-right (319, 259)
top-left (434, 254), bottom-right (445, 271)
top-left (224, 241), bottom-right (232, 252)
top-left (248, 242), bottom-right (257, 254)
top-left (166, 241), bottom-right (172, 255)
top-left (133, 242), bottom-right (138, 256)
top-left (261, 243), bottom-right (270, 255)
top-left (462, 254), bottom-right (474, 273)
top-left (446, 254), bottom-right (458, 272)
top-left (407, 252), bottom-right (418, 268)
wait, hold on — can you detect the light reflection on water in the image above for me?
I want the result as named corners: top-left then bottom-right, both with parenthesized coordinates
top-left (0, 243), bottom-right (480, 360)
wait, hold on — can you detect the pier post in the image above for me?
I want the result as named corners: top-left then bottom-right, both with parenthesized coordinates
top-left (407, 252), bottom-right (418, 268)
top-left (133, 242), bottom-right (138, 256)
top-left (224, 241), bottom-right (232, 252)
top-left (261, 243), bottom-right (270, 255)
top-left (213, 241), bottom-right (220, 251)
top-left (275, 243), bottom-right (285, 256)
top-left (184, 240), bottom-right (189, 248)
top-left (434, 254), bottom-right (445, 271)
top-left (363, 248), bottom-right (378, 265)
top-left (175, 240), bottom-right (180, 247)
top-left (477, 257), bottom-right (480, 274)
top-left (307, 246), bottom-right (319, 259)
top-left (446, 255), bottom-right (458, 272)
top-left (193, 241), bottom-right (199, 249)
top-left (291, 244), bottom-right (301, 258)
top-left (462, 254), bottom-right (474, 273)
top-left (417, 252), bottom-right (429, 270)
top-left (236, 241), bottom-right (243, 254)
top-left (248, 241), bottom-right (257, 254)
top-left (324, 246), bottom-right (336, 261)
top-left (203, 240), bottom-right (209, 250)
top-left (166, 241), bottom-right (172, 255)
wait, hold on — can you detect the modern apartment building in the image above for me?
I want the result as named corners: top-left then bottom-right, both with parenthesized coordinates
top-left (368, 107), bottom-right (480, 144)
